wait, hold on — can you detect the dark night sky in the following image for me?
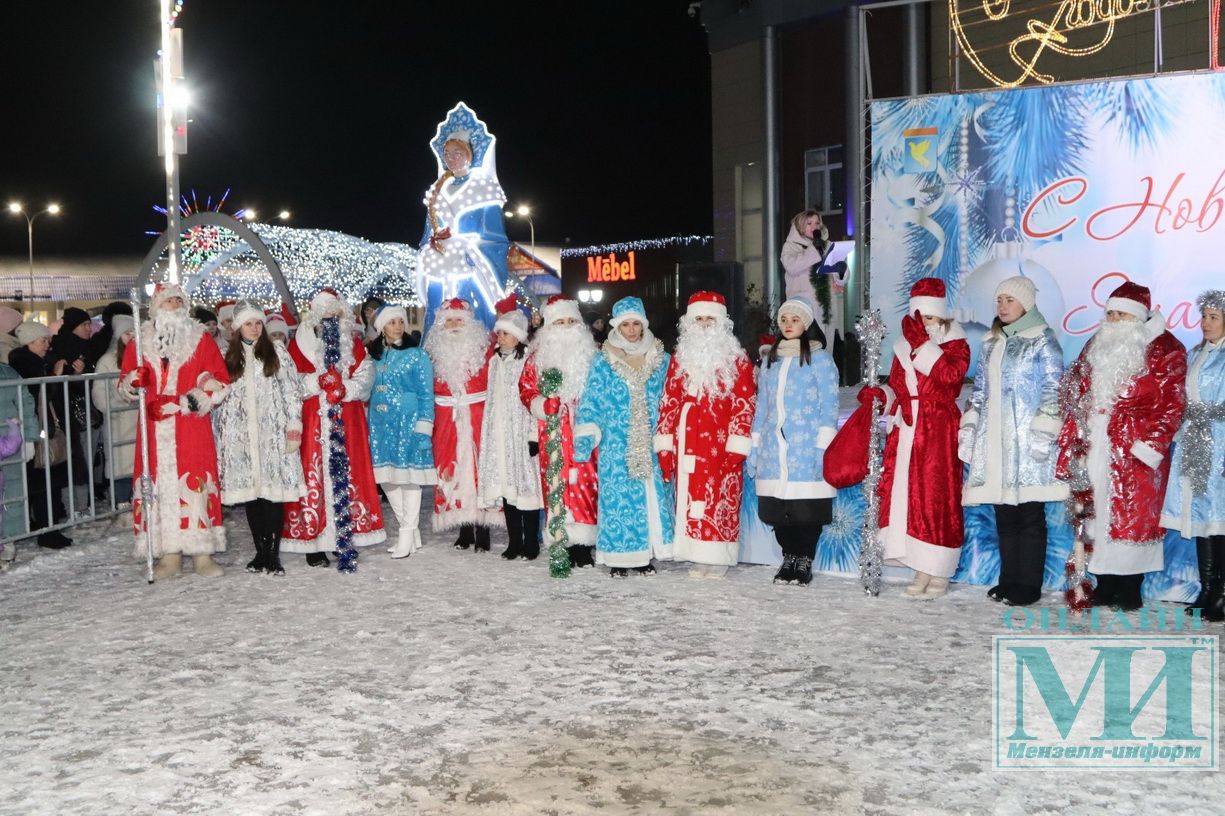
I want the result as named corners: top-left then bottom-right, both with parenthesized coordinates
top-left (1, 1), bottom-right (713, 258)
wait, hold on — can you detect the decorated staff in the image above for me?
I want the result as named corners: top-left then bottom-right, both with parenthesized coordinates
top-left (539, 368), bottom-right (571, 578)
top-left (852, 310), bottom-right (888, 596)
top-left (128, 288), bottom-right (155, 583)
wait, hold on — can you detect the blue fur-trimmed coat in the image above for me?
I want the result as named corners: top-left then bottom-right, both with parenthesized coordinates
top-left (368, 345), bottom-right (436, 486)
top-left (1161, 338), bottom-right (1225, 538)
top-left (574, 341), bottom-right (675, 567)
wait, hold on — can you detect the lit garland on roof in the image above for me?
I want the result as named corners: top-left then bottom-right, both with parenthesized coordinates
top-left (560, 235), bottom-right (712, 258)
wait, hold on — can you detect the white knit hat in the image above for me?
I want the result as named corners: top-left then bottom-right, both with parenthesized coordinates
top-left (111, 314), bottom-right (135, 338)
top-left (232, 300), bottom-right (266, 330)
top-left (778, 297), bottom-right (815, 329)
top-left (373, 304), bottom-right (408, 335)
top-left (15, 321), bottom-right (51, 346)
top-left (994, 276), bottom-right (1037, 312)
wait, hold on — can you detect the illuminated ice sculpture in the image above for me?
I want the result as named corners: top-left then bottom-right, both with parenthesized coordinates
top-left (419, 102), bottom-right (511, 329)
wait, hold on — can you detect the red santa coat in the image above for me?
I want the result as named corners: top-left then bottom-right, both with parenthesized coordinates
top-left (877, 325), bottom-right (971, 578)
top-left (654, 354), bottom-right (756, 565)
top-left (281, 332), bottom-right (386, 551)
top-left (1056, 313), bottom-right (1186, 574)
top-left (519, 358), bottom-right (598, 544)
top-left (121, 325), bottom-right (230, 558)
top-left (433, 347), bottom-right (503, 529)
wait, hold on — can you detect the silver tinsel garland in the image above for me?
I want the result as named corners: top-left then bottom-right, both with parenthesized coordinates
top-left (855, 309), bottom-right (888, 597)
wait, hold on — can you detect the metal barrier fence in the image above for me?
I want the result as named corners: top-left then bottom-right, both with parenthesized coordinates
top-left (0, 371), bottom-right (135, 548)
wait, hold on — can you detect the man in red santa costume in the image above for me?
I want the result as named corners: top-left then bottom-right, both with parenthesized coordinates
top-left (281, 288), bottom-right (385, 569)
top-left (864, 277), bottom-right (970, 599)
top-left (654, 291), bottom-right (756, 578)
top-left (1057, 281), bottom-right (1187, 611)
top-left (423, 297), bottom-right (501, 550)
top-left (120, 282), bottom-right (231, 578)
top-left (519, 294), bottom-right (599, 567)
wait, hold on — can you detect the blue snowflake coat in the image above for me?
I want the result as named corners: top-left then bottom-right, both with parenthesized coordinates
top-left (573, 342), bottom-right (675, 567)
top-left (750, 350), bottom-right (840, 500)
top-left (1161, 339), bottom-right (1225, 538)
top-left (368, 346), bottom-right (436, 485)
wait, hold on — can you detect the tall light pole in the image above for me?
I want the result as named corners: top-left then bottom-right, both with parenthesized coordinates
top-left (506, 204), bottom-right (535, 259)
top-left (156, 1), bottom-right (188, 284)
top-left (7, 202), bottom-right (61, 311)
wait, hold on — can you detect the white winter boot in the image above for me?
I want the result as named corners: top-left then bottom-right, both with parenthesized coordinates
top-left (390, 487), bottom-right (423, 560)
top-left (193, 553), bottom-right (224, 578)
top-left (152, 552), bottom-right (182, 579)
top-left (904, 571), bottom-right (932, 597)
top-left (384, 485), bottom-right (402, 552)
top-left (921, 576), bottom-right (949, 599)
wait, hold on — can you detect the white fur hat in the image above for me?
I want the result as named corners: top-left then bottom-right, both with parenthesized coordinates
top-left (685, 291), bottom-right (727, 320)
top-left (994, 276), bottom-right (1037, 312)
top-left (151, 282), bottom-right (189, 315)
top-left (373, 304), bottom-right (408, 335)
top-left (494, 309), bottom-right (528, 343)
top-left (111, 314), bottom-right (135, 338)
top-left (265, 313), bottom-right (289, 337)
top-left (15, 321), bottom-right (51, 346)
top-left (542, 295), bottom-right (582, 326)
top-left (232, 300), bottom-right (266, 330)
top-left (309, 288), bottom-right (348, 317)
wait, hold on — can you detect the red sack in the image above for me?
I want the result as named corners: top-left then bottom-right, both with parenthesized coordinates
top-left (823, 402), bottom-right (874, 488)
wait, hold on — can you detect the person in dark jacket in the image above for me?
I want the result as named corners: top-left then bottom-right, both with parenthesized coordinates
top-left (48, 308), bottom-right (95, 511)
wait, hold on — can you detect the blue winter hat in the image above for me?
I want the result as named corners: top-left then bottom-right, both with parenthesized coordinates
top-left (609, 296), bottom-right (648, 330)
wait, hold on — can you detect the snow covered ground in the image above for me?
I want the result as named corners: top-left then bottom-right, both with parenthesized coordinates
top-left (1, 494), bottom-right (1221, 815)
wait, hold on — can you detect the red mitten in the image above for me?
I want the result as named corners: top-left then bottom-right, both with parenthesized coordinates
top-left (319, 367), bottom-right (342, 392)
top-left (901, 311), bottom-right (928, 350)
top-left (897, 394), bottom-right (914, 427)
top-left (129, 368), bottom-right (150, 390)
top-left (858, 385), bottom-right (886, 407)
top-left (325, 385), bottom-right (345, 406)
top-left (151, 394), bottom-right (178, 421)
top-left (658, 450), bottom-right (675, 483)
top-left (543, 396), bottom-right (561, 416)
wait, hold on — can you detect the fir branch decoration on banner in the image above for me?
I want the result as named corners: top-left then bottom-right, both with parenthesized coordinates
top-left (539, 367), bottom-right (571, 578)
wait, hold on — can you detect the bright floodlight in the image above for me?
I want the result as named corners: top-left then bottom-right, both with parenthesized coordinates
top-left (516, 205), bottom-right (531, 216)
top-left (7, 202), bottom-right (21, 214)
top-left (47, 203), bottom-right (61, 215)
top-left (278, 210), bottom-right (291, 220)
top-left (243, 209), bottom-right (257, 221)
top-left (169, 85), bottom-right (192, 109)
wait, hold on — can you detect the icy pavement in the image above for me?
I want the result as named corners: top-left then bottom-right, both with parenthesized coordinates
top-left (1, 494), bottom-right (1221, 815)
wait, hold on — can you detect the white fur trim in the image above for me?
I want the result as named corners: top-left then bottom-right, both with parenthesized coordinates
top-left (909, 296), bottom-right (949, 319)
top-left (542, 298), bottom-right (582, 325)
top-left (688, 500), bottom-right (706, 520)
top-left (755, 479), bottom-right (836, 499)
top-left (911, 341), bottom-right (943, 376)
top-left (686, 301), bottom-right (728, 320)
top-left (1130, 440), bottom-right (1163, 469)
top-left (725, 434), bottom-right (752, 456)
top-left (881, 530), bottom-right (962, 579)
top-left (960, 408), bottom-right (980, 429)
top-left (530, 395), bottom-right (548, 421)
top-left (373, 305), bottom-right (408, 335)
top-left (964, 481), bottom-right (1069, 507)
top-left (232, 303), bottom-right (265, 329)
top-left (573, 423), bottom-right (601, 445)
top-left (413, 419), bottom-right (434, 435)
top-left (566, 521), bottom-right (598, 545)
top-left (654, 433), bottom-right (675, 453)
top-left (493, 312), bottom-right (528, 342)
top-left (1106, 297), bottom-right (1148, 320)
top-left (816, 425), bottom-right (837, 450)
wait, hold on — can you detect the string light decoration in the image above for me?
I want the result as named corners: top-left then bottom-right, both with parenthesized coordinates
top-left (147, 187), bottom-right (237, 235)
top-left (539, 367), bottom-right (572, 578)
top-left (560, 235), bottom-right (712, 259)
top-left (168, 0), bottom-right (186, 27)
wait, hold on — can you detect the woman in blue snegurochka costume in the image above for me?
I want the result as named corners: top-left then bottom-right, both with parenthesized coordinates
top-left (419, 103), bottom-right (511, 331)
top-left (750, 298), bottom-right (839, 587)
top-left (959, 276), bottom-right (1068, 607)
top-left (1161, 290), bottom-right (1225, 622)
top-left (573, 296), bottom-right (674, 578)
top-left (366, 304), bottom-right (436, 560)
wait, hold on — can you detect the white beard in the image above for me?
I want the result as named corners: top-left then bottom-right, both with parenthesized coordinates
top-left (531, 323), bottom-right (597, 402)
top-left (148, 309), bottom-right (202, 367)
top-left (1087, 319), bottom-right (1149, 409)
top-left (424, 318), bottom-right (489, 393)
top-left (674, 315), bottom-right (746, 397)
top-left (925, 322), bottom-right (947, 343)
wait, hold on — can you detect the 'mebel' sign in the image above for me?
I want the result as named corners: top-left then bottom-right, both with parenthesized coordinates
top-left (993, 634), bottom-right (1218, 770)
top-left (586, 251), bottom-right (638, 283)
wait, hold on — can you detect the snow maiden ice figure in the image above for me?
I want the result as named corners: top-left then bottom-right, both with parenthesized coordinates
top-left (574, 296), bottom-right (674, 577)
top-left (367, 304), bottom-right (436, 560)
top-left (419, 102), bottom-right (511, 330)
top-left (477, 296), bottom-right (543, 560)
top-left (1162, 290), bottom-right (1225, 621)
top-left (959, 276), bottom-right (1067, 607)
top-left (861, 278), bottom-right (971, 599)
top-left (281, 289), bottom-right (386, 569)
top-left (213, 301), bottom-right (306, 576)
top-left (751, 298), bottom-right (839, 586)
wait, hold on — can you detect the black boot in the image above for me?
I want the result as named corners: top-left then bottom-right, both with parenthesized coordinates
top-left (453, 524), bottom-right (474, 550)
top-left (474, 525), bottom-right (491, 553)
top-left (1003, 503), bottom-right (1048, 607)
top-left (793, 555), bottom-right (814, 586)
top-left (502, 506), bottom-right (523, 560)
top-left (634, 562), bottom-right (657, 576)
top-left (306, 552), bottom-right (330, 567)
top-left (246, 534), bottom-right (267, 573)
top-left (773, 555), bottom-right (796, 584)
top-left (520, 511), bottom-right (541, 560)
top-left (610, 567), bottom-right (629, 579)
top-left (1090, 573), bottom-right (1115, 608)
top-left (1204, 536), bottom-right (1225, 623)
top-left (37, 531), bottom-right (70, 550)
top-left (576, 545), bottom-right (595, 567)
top-left (1187, 537), bottom-right (1215, 617)
top-left (1115, 574), bottom-right (1144, 612)
top-left (266, 535), bottom-right (285, 577)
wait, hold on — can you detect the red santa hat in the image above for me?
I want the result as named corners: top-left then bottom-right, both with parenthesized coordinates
top-left (908, 277), bottom-right (950, 319)
top-left (542, 294), bottom-right (581, 325)
top-left (152, 281), bottom-right (189, 314)
top-left (215, 299), bottom-right (237, 323)
top-left (264, 312), bottom-right (290, 337)
top-left (435, 296), bottom-right (474, 325)
top-left (309, 287), bottom-right (347, 317)
top-left (685, 291), bottom-right (727, 320)
top-left (1105, 281), bottom-right (1151, 320)
top-left (758, 334), bottom-right (776, 355)
top-left (493, 294), bottom-right (528, 342)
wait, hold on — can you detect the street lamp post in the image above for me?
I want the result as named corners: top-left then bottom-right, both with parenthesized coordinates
top-left (506, 204), bottom-right (535, 259)
top-left (7, 202), bottom-right (61, 311)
